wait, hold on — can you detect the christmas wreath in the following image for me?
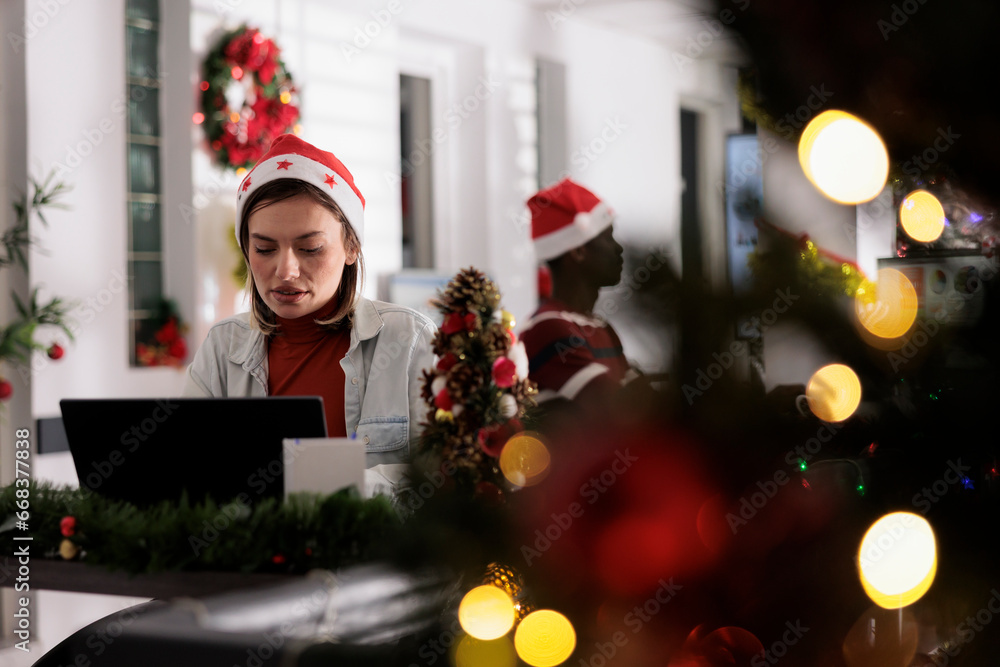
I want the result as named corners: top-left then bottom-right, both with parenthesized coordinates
top-left (198, 25), bottom-right (300, 171)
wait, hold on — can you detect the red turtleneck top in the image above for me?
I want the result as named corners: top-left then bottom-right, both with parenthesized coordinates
top-left (267, 299), bottom-right (350, 437)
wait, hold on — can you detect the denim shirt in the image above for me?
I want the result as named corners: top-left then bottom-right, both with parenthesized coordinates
top-left (183, 297), bottom-right (436, 468)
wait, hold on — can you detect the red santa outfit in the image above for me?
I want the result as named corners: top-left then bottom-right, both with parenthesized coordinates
top-left (519, 179), bottom-right (631, 404)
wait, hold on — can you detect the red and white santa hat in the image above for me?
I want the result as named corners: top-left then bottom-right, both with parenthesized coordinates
top-left (235, 134), bottom-right (366, 248)
top-left (527, 178), bottom-right (614, 261)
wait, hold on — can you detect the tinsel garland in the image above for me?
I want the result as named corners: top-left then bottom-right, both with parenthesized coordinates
top-left (0, 482), bottom-right (396, 574)
top-left (416, 267), bottom-right (537, 496)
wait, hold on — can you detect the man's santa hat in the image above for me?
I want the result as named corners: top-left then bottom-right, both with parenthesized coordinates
top-left (235, 134), bottom-right (366, 247)
top-left (527, 178), bottom-right (614, 261)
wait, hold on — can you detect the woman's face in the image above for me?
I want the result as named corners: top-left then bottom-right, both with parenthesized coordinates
top-left (247, 194), bottom-right (356, 319)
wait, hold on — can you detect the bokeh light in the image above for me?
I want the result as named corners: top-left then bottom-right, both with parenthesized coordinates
top-left (805, 364), bottom-right (862, 422)
top-left (514, 610), bottom-right (576, 667)
top-left (857, 512), bottom-right (937, 609)
top-left (798, 110), bottom-right (889, 204)
top-left (458, 586), bottom-right (516, 640)
top-left (500, 433), bottom-right (551, 487)
top-left (899, 190), bottom-right (946, 243)
top-left (453, 634), bottom-right (517, 667)
top-left (855, 268), bottom-right (918, 339)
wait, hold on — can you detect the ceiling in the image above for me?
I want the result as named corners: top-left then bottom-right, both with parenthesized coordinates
top-left (514, 0), bottom-right (747, 63)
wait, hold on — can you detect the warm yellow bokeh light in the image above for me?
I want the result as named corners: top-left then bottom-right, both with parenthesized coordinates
top-left (858, 512), bottom-right (937, 609)
top-left (279, 90), bottom-right (292, 104)
top-left (458, 586), bottom-right (516, 641)
top-left (453, 634), bottom-right (517, 667)
top-left (499, 434), bottom-right (551, 487)
top-left (798, 110), bottom-right (889, 204)
top-left (805, 364), bottom-right (862, 422)
top-left (855, 268), bottom-right (918, 339)
top-left (514, 610), bottom-right (576, 667)
top-left (900, 190), bottom-right (946, 243)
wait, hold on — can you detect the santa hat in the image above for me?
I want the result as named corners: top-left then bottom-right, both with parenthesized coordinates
top-left (527, 178), bottom-right (614, 261)
top-left (235, 134), bottom-right (366, 248)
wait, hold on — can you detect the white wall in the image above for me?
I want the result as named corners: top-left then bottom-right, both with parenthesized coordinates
top-left (25, 0), bottom-right (193, 427)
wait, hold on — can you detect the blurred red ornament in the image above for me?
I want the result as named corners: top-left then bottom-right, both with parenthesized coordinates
top-left (0, 379), bottom-right (13, 400)
top-left (441, 312), bottom-right (464, 334)
top-left (272, 554), bottom-right (286, 565)
top-left (436, 353), bottom-right (458, 372)
top-left (669, 625), bottom-right (765, 667)
top-left (492, 357), bottom-right (517, 388)
top-left (477, 418), bottom-right (523, 458)
top-left (475, 481), bottom-right (505, 506)
top-left (434, 389), bottom-right (454, 411)
top-left (60, 516), bottom-right (77, 537)
top-left (47, 343), bottom-right (64, 360)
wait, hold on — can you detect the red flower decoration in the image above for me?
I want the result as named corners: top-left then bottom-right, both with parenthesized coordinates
top-left (492, 357), bottom-right (517, 388)
top-left (441, 312), bottom-right (464, 334)
top-left (477, 418), bottom-right (523, 458)
top-left (168, 337), bottom-right (188, 361)
top-left (475, 481), bottom-right (505, 506)
top-left (60, 516), bottom-right (76, 537)
top-left (155, 317), bottom-right (179, 344)
top-left (436, 353), bottom-right (458, 372)
top-left (434, 389), bottom-right (454, 412)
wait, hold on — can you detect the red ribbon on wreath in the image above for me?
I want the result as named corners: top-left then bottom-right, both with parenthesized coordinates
top-left (199, 25), bottom-right (300, 171)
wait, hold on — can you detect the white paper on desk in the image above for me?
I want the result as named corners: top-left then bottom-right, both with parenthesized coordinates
top-left (282, 437), bottom-right (365, 499)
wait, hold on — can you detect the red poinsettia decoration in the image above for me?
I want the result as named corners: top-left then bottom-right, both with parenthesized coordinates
top-left (136, 301), bottom-right (189, 368)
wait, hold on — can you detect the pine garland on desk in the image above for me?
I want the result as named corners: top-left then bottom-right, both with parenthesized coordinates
top-left (0, 482), bottom-right (397, 575)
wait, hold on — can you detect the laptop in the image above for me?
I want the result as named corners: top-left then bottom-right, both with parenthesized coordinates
top-left (60, 397), bottom-right (327, 506)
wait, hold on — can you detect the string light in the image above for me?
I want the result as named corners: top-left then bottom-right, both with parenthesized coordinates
top-left (855, 268), bottom-right (918, 339)
top-left (804, 364), bottom-right (862, 422)
top-left (459, 586), bottom-right (516, 641)
top-left (858, 512), bottom-right (937, 609)
top-left (900, 190), bottom-right (946, 243)
top-left (499, 434), bottom-right (551, 487)
top-left (514, 610), bottom-right (576, 667)
top-left (798, 109), bottom-right (889, 204)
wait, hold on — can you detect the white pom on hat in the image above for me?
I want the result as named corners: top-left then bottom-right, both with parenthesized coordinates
top-left (235, 134), bottom-right (366, 247)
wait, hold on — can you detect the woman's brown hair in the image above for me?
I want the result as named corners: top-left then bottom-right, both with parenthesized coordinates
top-left (239, 178), bottom-right (365, 336)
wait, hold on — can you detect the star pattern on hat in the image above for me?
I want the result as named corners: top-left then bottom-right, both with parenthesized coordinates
top-left (276, 160), bottom-right (292, 170)
top-left (324, 173), bottom-right (337, 188)
top-left (241, 177), bottom-right (252, 192)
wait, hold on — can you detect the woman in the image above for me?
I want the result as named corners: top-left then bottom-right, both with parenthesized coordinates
top-left (184, 135), bottom-right (435, 468)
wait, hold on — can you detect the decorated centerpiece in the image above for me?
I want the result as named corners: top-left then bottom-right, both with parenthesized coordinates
top-left (416, 267), bottom-right (538, 503)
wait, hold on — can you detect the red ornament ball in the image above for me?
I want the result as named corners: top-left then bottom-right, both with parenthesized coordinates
top-left (0, 379), bottom-right (12, 401)
top-left (60, 516), bottom-right (77, 537)
top-left (47, 343), bottom-right (65, 360)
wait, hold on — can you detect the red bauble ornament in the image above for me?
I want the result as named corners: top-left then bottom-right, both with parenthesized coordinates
top-left (441, 312), bottom-right (464, 334)
top-left (434, 389), bottom-right (454, 411)
top-left (492, 357), bottom-right (517, 388)
top-left (0, 379), bottom-right (12, 401)
top-left (60, 516), bottom-right (77, 537)
top-left (47, 343), bottom-right (65, 360)
top-left (272, 554), bottom-right (286, 565)
top-left (436, 353), bottom-right (458, 372)
top-left (475, 481), bottom-right (505, 506)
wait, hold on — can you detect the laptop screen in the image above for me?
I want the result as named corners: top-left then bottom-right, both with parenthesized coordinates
top-left (60, 397), bottom-right (327, 506)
